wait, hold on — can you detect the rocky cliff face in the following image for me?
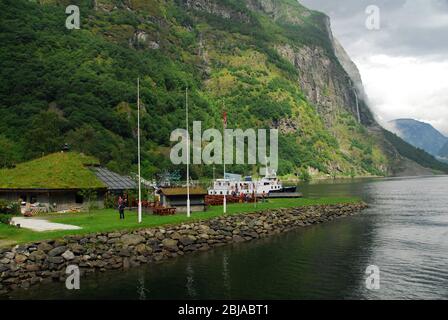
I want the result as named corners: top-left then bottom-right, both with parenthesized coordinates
top-left (246, 0), bottom-right (311, 25)
top-left (184, 0), bottom-right (252, 23)
top-left (275, 43), bottom-right (355, 127)
top-left (274, 15), bottom-right (376, 128)
top-left (331, 37), bottom-right (376, 126)
top-left (243, 0), bottom-right (356, 126)
top-left (243, 0), bottom-right (434, 175)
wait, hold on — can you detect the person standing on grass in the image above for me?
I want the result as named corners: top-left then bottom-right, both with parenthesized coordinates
top-left (118, 196), bottom-right (125, 220)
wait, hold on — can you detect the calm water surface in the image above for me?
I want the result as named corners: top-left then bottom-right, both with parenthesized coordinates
top-left (8, 176), bottom-right (448, 300)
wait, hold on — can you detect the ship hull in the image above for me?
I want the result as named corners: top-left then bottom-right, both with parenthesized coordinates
top-left (269, 186), bottom-right (297, 193)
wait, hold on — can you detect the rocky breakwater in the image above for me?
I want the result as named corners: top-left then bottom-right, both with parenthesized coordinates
top-left (0, 203), bottom-right (367, 296)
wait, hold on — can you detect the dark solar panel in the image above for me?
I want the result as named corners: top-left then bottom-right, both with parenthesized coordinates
top-left (91, 167), bottom-right (137, 191)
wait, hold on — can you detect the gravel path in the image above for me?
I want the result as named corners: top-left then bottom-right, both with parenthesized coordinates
top-left (10, 217), bottom-right (82, 232)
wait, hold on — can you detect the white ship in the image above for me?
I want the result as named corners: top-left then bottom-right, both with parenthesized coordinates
top-left (208, 169), bottom-right (297, 197)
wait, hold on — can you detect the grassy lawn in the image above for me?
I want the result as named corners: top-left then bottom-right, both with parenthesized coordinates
top-left (0, 197), bottom-right (360, 246)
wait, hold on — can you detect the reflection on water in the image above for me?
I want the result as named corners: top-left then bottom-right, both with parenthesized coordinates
top-left (137, 271), bottom-right (149, 300)
top-left (7, 176), bottom-right (448, 300)
top-left (186, 262), bottom-right (196, 299)
top-left (222, 253), bottom-right (231, 299)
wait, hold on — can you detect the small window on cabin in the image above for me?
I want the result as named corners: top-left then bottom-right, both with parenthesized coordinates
top-left (75, 193), bottom-right (84, 204)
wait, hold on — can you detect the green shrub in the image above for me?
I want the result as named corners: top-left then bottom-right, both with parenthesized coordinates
top-left (77, 189), bottom-right (98, 214)
top-left (0, 214), bottom-right (12, 225)
top-left (104, 192), bottom-right (116, 209)
top-left (0, 199), bottom-right (20, 215)
top-left (298, 168), bottom-right (311, 182)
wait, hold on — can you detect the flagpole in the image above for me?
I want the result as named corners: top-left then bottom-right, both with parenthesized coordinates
top-left (186, 87), bottom-right (191, 218)
top-left (223, 109), bottom-right (227, 214)
top-left (254, 181), bottom-right (257, 209)
top-left (137, 77), bottom-right (142, 224)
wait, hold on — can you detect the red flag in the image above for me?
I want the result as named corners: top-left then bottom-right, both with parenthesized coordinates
top-left (223, 111), bottom-right (227, 128)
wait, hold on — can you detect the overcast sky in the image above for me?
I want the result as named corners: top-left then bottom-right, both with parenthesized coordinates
top-left (300, 0), bottom-right (448, 135)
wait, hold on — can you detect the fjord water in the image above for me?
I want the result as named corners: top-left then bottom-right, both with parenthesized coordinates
top-left (11, 176), bottom-right (448, 300)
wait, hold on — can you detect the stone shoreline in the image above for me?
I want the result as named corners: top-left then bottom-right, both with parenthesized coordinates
top-left (0, 203), bottom-right (367, 296)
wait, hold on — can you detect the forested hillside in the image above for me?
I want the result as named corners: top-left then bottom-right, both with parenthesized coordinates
top-left (438, 142), bottom-right (448, 158)
top-left (389, 119), bottom-right (448, 157)
top-left (382, 130), bottom-right (448, 174)
top-left (0, 0), bottom-right (430, 179)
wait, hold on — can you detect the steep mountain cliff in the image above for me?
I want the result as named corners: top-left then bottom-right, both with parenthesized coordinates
top-left (0, 0), bottom-right (441, 178)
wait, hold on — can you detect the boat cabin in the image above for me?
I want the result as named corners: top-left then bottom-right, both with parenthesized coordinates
top-left (208, 176), bottom-right (283, 196)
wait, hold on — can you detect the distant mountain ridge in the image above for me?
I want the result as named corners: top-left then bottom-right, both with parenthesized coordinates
top-left (388, 119), bottom-right (448, 157)
top-left (382, 129), bottom-right (448, 174)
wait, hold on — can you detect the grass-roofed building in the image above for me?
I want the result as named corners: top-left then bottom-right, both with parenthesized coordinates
top-left (0, 152), bottom-right (136, 213)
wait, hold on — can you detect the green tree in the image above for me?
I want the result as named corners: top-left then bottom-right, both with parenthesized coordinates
top-left (298, 168), bottom-right (312, 182)
top-left (24, 111), bottom-right (68, 158)
top-left (77, 188), bottom-right (98, 215)
top-left (0, 135), bottom-right (22, 168)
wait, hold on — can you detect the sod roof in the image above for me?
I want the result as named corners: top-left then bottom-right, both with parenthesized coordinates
top-left (158, 187), bottom-right (208, 196)
top-left (0, 152), bottom-right (106, 190)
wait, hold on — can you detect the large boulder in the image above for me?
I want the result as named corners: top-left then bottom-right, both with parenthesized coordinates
top-left (62, 250), bottom-right (75, 261)
top-left (170, 232), bottom-right (182, 240)
top-left (48, 246), bottom-right (67, 257)
top-left (29, 250), bottom-right (46, 261)
top-left (161, 239), bottom-right (178, 251)
top-left (120, 234), bottom-right (145, 246)
top-left (14, 254), bottom-right (28, 264)
top-left (25, 264), bottom-right (40, 272)
top-left (135, 244), bottom-right (152, 256)
top-left (119, 248), bottom-right (131, 257)
top-left (0, 258), bottom-right (10, 264)
top-left (4, 252), bottom-right (14, 260)
top-left (37, 242), bottom-right (53, 252)
top-left (67, 243), bottom-right (84, 254)
top-left (47, 256), bottom-right (64, 264)
top-left (179, 235), bottom-right (196, 246)
top-left (108, 232), bottom-right (121, 238)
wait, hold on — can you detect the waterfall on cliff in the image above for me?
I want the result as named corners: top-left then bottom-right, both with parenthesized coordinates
top-left (349, 78), bottom-right (361, 123)
top-left (354, 89), bottom-right (361, 123)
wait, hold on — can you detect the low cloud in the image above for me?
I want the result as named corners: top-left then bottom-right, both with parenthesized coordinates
top-left (357, 55), bottom-right (448, 135)
top-left (300, 0), bottom-right (448, 135)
